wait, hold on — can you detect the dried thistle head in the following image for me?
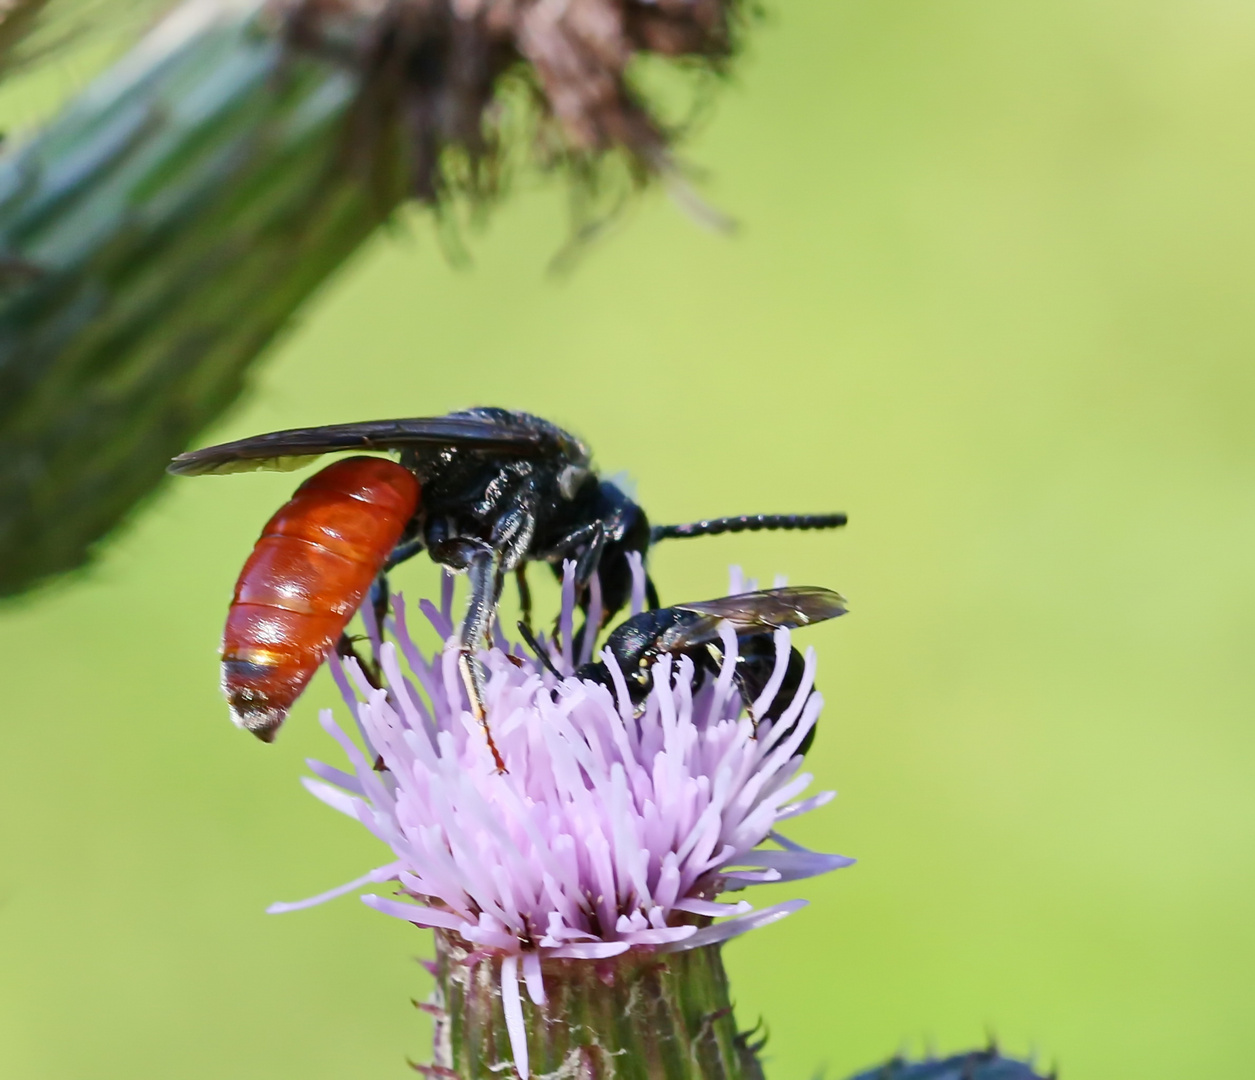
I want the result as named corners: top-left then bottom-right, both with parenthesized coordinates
top-left (275, 0), bottom-right (747, 213)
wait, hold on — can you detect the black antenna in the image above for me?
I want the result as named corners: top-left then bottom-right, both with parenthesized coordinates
top-left (650, 513), bottom-right (847, 544)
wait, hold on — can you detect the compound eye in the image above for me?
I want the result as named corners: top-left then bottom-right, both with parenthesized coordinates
top-left (558, 464), bottom-right (590, 500)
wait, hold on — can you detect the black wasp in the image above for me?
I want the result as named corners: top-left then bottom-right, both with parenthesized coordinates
top-left (521, 585), bottom-right (847, 756)
top-left (169, 408), bottom-right (846, 762)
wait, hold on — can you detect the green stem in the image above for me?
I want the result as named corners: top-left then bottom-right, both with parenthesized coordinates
top-left (0, 0), bottom-right (404, 595)
top-left (430, 931), bottom-right (764, 1080)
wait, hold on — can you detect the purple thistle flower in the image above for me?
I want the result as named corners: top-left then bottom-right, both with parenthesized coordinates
top-left (271, 559), bottom-right (852, 1077)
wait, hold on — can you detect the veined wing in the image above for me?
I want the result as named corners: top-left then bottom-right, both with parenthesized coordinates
top-left (656, 586), bottom-right (848, 652)
top-left (168, 415), bottom-right (551, 476)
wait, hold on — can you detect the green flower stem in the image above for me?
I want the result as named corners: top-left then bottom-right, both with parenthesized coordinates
top-left (430, 931), bottom-right (764, 1080)
top-left (0, 0), bottom-right (404, 595)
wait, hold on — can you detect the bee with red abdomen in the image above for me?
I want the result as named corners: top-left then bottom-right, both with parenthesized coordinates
top-left (171, 408), bottom-right (847, 759)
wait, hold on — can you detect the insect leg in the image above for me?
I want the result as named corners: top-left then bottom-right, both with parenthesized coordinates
top-left (573, 522), bottom-right (606, 586)
top-left (570, 523), bottom-right (609, 661)
top-left (732, 636), bottom-right (815, 754)
top-left (383, 536), bottom-right (426, 572)
top-left (487, 562), bottom-right (509, 649)
top-left (369, 573), bottom-right (391, 643)
top-left (369, 535), bottom-right (427, 642)
top-left (515, 566), bottom-right (533, 634)
top-left (335, 632), bottom-right (383, 690)
top-left (536, 521), bottom-right (601, 569)
top-left (645, 575), bottom-right (661, 612)
top-left (516, 620), bottom-right (563, 680)
top-left (535, 521), bottom-right (608, 656)
top-left (458, 544), bottom-right (507, 771)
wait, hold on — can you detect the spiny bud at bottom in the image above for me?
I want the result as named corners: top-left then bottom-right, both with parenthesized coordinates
top-left (426, 931), bottom-right (763, 1080)
top-left (845, 1050), bottom-right (1052, 1080)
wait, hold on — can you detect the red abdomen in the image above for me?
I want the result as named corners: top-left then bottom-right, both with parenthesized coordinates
top-left (221, 456), bottom-right (420, 740)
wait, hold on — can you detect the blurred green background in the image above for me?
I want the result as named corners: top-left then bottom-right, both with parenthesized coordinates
top-left (3, 0), bottom-right (1254, 1076)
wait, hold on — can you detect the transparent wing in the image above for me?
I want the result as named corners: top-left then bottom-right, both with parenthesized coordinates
top-left (657, 586), bottom-right (848, 652)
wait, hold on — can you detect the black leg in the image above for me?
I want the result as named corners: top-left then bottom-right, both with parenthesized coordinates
top-left (645, 574), bottom-right (661, 612)
top-left (491, 562), bottom-right (507, 647)
top-left (384, 535), bottom-right (426, 572)
top-left (573, 522), bottom-right (606, 587)
top-left (457, 544), bottom-right (507, 772)
top-left (516, 621), bottom-right (563, 681)
top-left (369, 572), bottom-right (391, 639)
top-left (367, 535), bottom-right (427, 645)
top-left (515, 566), bottom-right (534, 635)
top-left (534, 521), bottom-right (602, 571)
top-left (336, 632), bottom-right (382, 690)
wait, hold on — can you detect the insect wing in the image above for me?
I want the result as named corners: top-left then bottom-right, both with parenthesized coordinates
top-left (657, 586), bottom-right (848, 653)
top-left (168, 416), bottom-right (549, 476)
